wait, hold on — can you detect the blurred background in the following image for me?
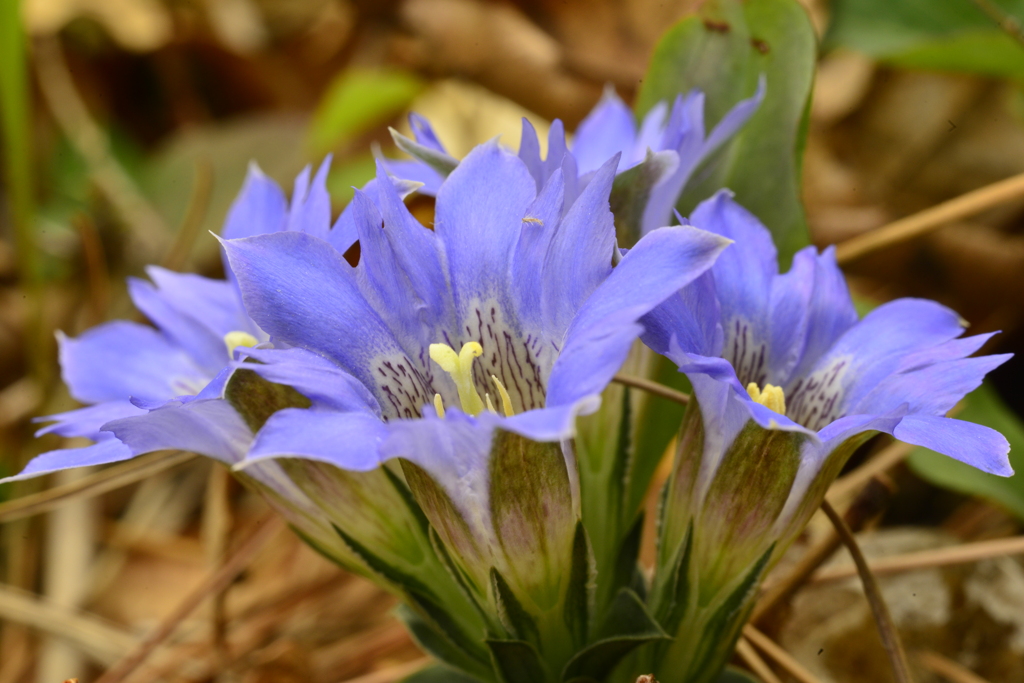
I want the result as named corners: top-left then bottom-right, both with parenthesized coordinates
top-left (3, 0), bottom-right (1024, 681)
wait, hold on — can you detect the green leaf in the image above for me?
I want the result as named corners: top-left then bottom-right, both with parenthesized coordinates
top-left (714, 667), bottom-right (762, 683)
top-left (326, 153), bottom-right (378, 204)
top-left (486, 638), bottom-right (550, 683)
top-left (307, 67), bottom-right (424, 154)
top-left (827, 0), bottom-right (1024, 79)
top-left (401, 664), bottom-right (484, 683)
top-left (562, 521), bottom-right (594, 649)
top-left (637, 0), bottom-right (815, 266)
top-left (609, 149), bottom-right (679, 246)
top-left (651, 522), bottom-right (693, 638)
top-left (909, 383), bottom-right (1024, 520)
top-left (491, 568), bottom-right (540, 644)
top-left (398, 604), bottom-right (496, 683)
top-left (560, 589), bottom-right (669, 682)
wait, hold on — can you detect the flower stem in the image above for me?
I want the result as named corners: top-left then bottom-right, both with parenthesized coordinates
top-left (821, 499), bottom-right (914, 683)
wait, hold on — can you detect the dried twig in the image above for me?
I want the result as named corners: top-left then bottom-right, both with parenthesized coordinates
top-left (160, 159), bottom-right (214, 272)
top-left (94, 515), bottom-right (283, 683)
top-left (613, 373), bottom-right (690, 405)
top-left (735, 636), bottom-right (782, 683)
top-left (916, 650), bottom-right (992, 683)
top-left (827, 440), bottom-right (913, 502)
top-left (742, 625), bottom-right (822, 683)
top-left (821, 500), bottom-right (914, 683)
top-left (811, 534), bottom-right (1024, 583)
top-left (834, 170), bottom-right (1024, 263)
top-left (0, 583), bottom-right (135, 665)
top-left (0, 450), bottom-right (195, 524)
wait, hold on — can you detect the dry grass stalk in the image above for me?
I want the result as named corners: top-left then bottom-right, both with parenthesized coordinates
top-left (834, 170), bottom-right (1024, 263)
top-left (0, 450), bottom-right (195, 524)
top-left (94, 515), bottom-right (283, 683)
top-left (735, 636), bottom-right (783, 683)
top-left (742, 625), bottom-right (823, 683)
top-left (334, 658), bottom-right (431, 683)
top-left (827, 441), bottom-right (914, 503)
top-left (821, 500), bottom-right (914, 683)
top-left (811, 534), bottom-right (1024, 583)
top-left (916, 650), bottom-right (992, 683)
top-left (612, 373), bottom-right (690, 405)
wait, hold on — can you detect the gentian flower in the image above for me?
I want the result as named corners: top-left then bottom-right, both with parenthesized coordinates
top-left (382, 81), bottom-right (764, 242)
top-left (1, 160), bottom-right (467, 609)
top-left (217, 142), bottom-right (730, 679)
top-left (640, 190), bottom-right (1012, 683)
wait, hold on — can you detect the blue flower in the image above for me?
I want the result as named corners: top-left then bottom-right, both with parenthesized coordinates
top-left (382, 81), bottom-right (764, 237)
top-left (217, 141), bottom-right (728, 629)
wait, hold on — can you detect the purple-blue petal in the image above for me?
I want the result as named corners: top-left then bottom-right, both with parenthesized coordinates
top-left (244, 408), bottom-right (388, 471)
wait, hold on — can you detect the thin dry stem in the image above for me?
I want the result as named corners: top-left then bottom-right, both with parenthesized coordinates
top-left (612, 373), bottom-right (690, 405)
top-left (160, 159), bottom-right (214, 272)
top-left (735, 636), bottom-right (783, 683)
top-left (812, 534), bottom-right (1024, 583)
top-left (834, 171), bottom-right (1024, 263)
top-left (0, 450), bottom-right (194, 524)
top-left (827, 440), bottom-right (913, 503)
top-left (94, 515), bottom-right (283, 683)
top-left (334, 658), bottom-right (430, 683)
top-left (821, 499), bottom-right (914, 683)
top-left (742, 625), bottom-right (823, 683)
top-left (916, 650), bottom-right (992, 683)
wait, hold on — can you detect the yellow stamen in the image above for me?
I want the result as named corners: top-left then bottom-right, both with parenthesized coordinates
top-left (491, 375), bottom-right (515, 417)
top-left (746, 382), bottom-right (786, 415)
top-left (224, 331), bottom-right (259, 356)
top-left (433, 393), bottom-right (446, 418)
top-left (485, 393), bottom-right (496, 414)
top-left (429, 341), bottom-right (486, 415)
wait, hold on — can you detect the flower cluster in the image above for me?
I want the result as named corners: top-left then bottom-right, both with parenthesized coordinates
top-left (4, 84), bottom-right (1012, 683)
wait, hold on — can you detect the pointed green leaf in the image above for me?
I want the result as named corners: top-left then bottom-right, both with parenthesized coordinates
top-left (652, 521), bottom-right (693, 638)
top-left (715, 667), bottom-right (763, 683)
top-left (562, 521), bottom-right (594, 649)
top-left (486, 638), bottom-right (550, 683)
top-left (390, 127), bottom-right (459, 176)
top-left (491, 568), bottom-right (540, 643)
top-left (609, 149), bottom-right (679, 246)
top-left (561, 589), bottom-right (669, 682)
top-left (637, 0), bottom-right (814, 266)
top-left (401, 664), bottom-right (485, 683)
top-left (398, 604), bottom-right (495, 683)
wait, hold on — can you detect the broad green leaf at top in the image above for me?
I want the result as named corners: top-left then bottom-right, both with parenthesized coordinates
top-left (307, 67), bottom-right (424, 154)
top-left (827, 0), bottom-right (1024, 80)
top-left (909, 383), bottom-right (1024, 520)
top-left (637, 0), bottom-right (815, 267)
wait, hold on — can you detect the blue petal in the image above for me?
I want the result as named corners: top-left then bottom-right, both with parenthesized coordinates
top-left (0, 438), bottom-right (133, 484)
top-left (546, 225), bottom-right (730, 407)
top-left (220, 231), bottom-right (404, 391)
top-left (239, 347), bottom-right (381, 415)
top-left (104, 398), bottom-right (252, 465)
top-left (894, 414), bottom-right (1013, 476)
top-left (286, 156), bottom-right (333, 240)
top-left (36, 400), bottom-right (145, 439)
top-left (243, 408), bottom-right (388, 471)
top-left (572, 87), bottom-right (636, 175)
top-left (377, 159), bottom-right (444, 196)
top-left (433, 141), bottom-right (536, 315)
top-left (512, 169), bottom-right (565, 330)
top-left (634, 101), bottom-right (669, 163)
top-left (518, 117), bottom-right (544, 190)
top-left (641, 270), bottom-right (723, 358)
top-left (221, 163), bottom-right (287, 240)
top-left (703, 74), bottom-right (766, 152)
top-left (58, 322), bottom-right (207, 405)
top-left (539, 155), bottom-right (618, 339)
top-left (545, 119), bottom-right (569, 186)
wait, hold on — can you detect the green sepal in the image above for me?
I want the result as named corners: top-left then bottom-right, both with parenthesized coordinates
top-left (561, 589), bottom-right (669, 683)
top-left (225, 366), bottom-right (311, 432)
top-left (609, 149), bottom-right (679, 247)
top-left (430, 525), bottom-right (491, 623)
top-left (389, 127), bottom-right (458, 177)
top-left (491, 568), bottom-right (540, 644)
top-left (610, 513), bottom-right (646, 604)
top-left (398, 604), bottom-right (495, 683)
top-left (332, 523), bottom-right (433, 598)
top-left (486, 638), bottom-right (550, 683)
top-left (401, 664), bottom-right (485, 683)
top-left (687, 542), bottom-right (775, 679)
top-left (651, 521), bottom-right (693, 637)
top-left (562, 520), bottom-right (595, 650)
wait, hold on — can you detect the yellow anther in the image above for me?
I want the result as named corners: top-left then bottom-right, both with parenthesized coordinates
top-left (746, 382), bottom-right (787, 415)
top-left (433, 393), bottom-right (446, 419)
top-left (491, 375), bottom-right (515, 417)
top-left (224, 331), bottom-right (259, 356)
top-left (429, 341), bottom-right (486, 415)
